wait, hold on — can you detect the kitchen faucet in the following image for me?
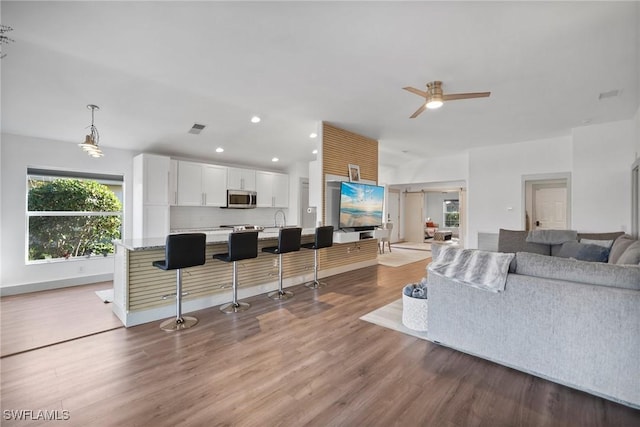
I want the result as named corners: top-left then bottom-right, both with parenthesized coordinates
top-left (274, 209), bottom-right (286, 227)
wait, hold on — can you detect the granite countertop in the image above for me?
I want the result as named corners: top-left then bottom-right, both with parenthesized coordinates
top-left (115, 227), bottom-right (316, 251)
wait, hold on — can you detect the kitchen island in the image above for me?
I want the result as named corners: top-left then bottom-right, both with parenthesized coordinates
top-left (112, 228), bottom-right (379, 326)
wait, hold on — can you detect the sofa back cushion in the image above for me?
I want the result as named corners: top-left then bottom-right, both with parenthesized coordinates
top-left (515, 251), bottom-right (640, 290)
top-left (577, 231), bottom-right (625, 242)
top-left (608, 234), bottom-right (637, 264)
top-left (498, 229), bottom-right (550, 255)
top-left (616, 240), bottom-right (640, 265)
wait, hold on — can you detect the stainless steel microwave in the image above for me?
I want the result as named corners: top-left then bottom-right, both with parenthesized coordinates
top-left (226, 189), bottom-right (257, 209)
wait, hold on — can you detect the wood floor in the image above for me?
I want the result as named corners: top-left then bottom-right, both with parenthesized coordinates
top-left (1, 261), bottom-right (639, 426)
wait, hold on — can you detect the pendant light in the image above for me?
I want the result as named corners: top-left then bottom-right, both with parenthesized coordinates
top-left (78, 104), bottom-right (104, 157)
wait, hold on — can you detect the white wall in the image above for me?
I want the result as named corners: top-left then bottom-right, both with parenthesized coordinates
top-left (466, 136), bottom-right (573, 248)
top-left (572, 119), bottom-right (636, 232)
top-left (1, 134), bottom-right (136, 291)
top-left (386, 152), bottom-right (468, 185)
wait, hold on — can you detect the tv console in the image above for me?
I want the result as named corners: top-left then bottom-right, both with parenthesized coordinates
top-left (333, 229), bottom-right (380, 244)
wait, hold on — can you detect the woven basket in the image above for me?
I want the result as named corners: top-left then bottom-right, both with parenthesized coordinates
top-left (402, 293), bottom-right (428, 331)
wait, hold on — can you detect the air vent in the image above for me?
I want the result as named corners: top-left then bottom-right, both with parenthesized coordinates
top-left (598, 89), bottom-right (620, 100)
top-left (188, 123), bottom-right (206, 135)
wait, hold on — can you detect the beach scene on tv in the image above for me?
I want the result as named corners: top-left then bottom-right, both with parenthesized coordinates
top-left (339, 182), bottom-right (384, 228)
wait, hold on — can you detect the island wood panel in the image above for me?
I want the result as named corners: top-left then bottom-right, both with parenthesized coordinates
top-left (321, 122), bottom-right (378, 225)
top-left (126, 237), bottom-right (376, 311)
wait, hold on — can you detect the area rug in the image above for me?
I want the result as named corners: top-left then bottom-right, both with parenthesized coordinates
top-left (359, 299), bottom-right (429, 341)
top-left (391, 242), bottom-right (432, 251)
top-left (95, 288), bottom-right (114, 303)
top-left (378, 248), bottom-right (432, 267)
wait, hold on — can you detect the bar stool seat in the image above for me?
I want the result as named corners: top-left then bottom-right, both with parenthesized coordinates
top-left (301, 225), bottom-right (334, 289)
top-left (261, 227), bottom-right (302, 300)
top-left (213, 231), bottom-right (259, 313)
top-left (152, 233), bottom-right (206, 331)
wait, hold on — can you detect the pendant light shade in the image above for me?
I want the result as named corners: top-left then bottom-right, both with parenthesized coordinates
top-left (78, 104), bottom-right (104, 157)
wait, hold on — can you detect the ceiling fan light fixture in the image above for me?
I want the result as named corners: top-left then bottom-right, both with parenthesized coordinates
top-left (426, 95), bottom-right (443, 109)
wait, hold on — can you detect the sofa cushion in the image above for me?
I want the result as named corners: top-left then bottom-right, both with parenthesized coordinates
top-left (609, 235), bottom-right (637, 264)
top-left (577, 231), bottom-right (625, 242)
top-left (580, 238), bottom-right (613, 249)
top-left (498, 229), bottom-right (550, 255)
top-left (616, 240), bottom-right (640, 265)
top-left (515, 252), bottom-right (640, 290)
top-left (526, 229), bottom-right (577, 245)
top-left (557, 241), bottom-right (610, 262)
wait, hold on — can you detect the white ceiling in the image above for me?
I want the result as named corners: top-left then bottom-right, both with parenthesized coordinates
top-left (2, 1), bottom-right (639, 170)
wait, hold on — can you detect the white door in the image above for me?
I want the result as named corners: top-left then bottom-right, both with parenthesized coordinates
top-left (403, 192), bottom-right (424, 243)
top-left (387, 190), bottom-right (401, 243)
top-left (533, 186), bottom-right (567, 229)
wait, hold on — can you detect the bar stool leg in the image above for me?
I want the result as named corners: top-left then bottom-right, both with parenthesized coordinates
top-left (160, 269), bottom-right (198, 331)
top-left (268, 254), bottom-right (294, 300)
top-left (305, 249), bottom-right (326, 289)
top-left (220, 261), bottom-right (251, 313)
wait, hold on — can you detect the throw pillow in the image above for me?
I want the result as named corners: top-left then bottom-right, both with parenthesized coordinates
top-left (608, 235), bottom-right (636, 264)
top-left (616, 240), bottom-right (640, 265)
top-left (580, 238), bottom-right (613, 249)
top-left (557, 240), bottom-right (581, 258)
top-left (557, 241), bottom-right (610, 262)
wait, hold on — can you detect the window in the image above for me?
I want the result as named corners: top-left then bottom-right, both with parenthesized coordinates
top-left (26, 168), bottom-right (123, 262)
top-left (443, 199), bottom-right (459, 227)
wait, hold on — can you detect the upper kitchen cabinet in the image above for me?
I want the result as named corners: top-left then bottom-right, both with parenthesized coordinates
top-left (132, 153), bottom-right (172, 239)
top-left (177, 161), bottom-right (227, 207)
top-left (227, 167), bottom-right (256, 191)
top-left (169, 159), bottom-right (178, 206)
top-left (256, 171), bottom-right (289, 208)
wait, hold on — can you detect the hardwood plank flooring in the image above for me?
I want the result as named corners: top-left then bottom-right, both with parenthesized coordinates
top-left (1, 262), bottom-right (639, 426)
top-left (0, 282), bottom-right (123, 357)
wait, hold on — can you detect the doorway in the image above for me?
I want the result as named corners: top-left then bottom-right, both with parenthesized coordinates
top-left (387, 189), bottom-right (401, 243)
top-left (403, 192), bottom-right (424, 243)
top-left (524, 175), bottom-right (570, 230)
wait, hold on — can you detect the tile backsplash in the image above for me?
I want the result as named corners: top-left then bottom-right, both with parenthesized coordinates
top-left (170, 206), bottom-right (289, 230)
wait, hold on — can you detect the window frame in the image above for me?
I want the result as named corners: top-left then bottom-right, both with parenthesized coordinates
top-left (25, 168), bottom-right (124, 264)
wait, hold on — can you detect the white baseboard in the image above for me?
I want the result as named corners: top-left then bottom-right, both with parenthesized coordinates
top-left (0, 274), bottom-right (114, 296)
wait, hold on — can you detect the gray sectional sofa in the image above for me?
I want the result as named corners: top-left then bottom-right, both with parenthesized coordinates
top-left (426, 231), bottom-right (640, 408)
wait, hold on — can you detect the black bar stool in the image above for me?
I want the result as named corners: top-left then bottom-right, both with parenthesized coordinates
top-left (212, 230), bottom-right (259, 313)
top-left (262, 227), bottom-right (302, 300)
top-left (301, 225), bottom-right (334, 289)
top-left (152, 233), bottom-right (206, 331)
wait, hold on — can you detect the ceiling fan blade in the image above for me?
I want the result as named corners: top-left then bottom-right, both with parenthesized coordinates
top-left (442, 92), bottom-right (491, 101)
top-left (409, 104), bottom-right (427, 119)
top-left (403, 86), bottom-right (428, 98)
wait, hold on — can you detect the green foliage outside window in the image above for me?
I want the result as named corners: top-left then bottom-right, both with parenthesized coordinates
top-left (28, 179), bottom-right (122, 260)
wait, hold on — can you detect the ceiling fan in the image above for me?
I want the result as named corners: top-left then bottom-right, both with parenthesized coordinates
top-left (403, 81), bottom-right (490, 118)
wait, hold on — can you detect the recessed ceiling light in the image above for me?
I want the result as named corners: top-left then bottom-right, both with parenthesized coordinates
top-left (216, 147), bottom-right (224, 153)
top-left (251, 116), bottom-right (261, 123)
top-left (271, 157), bottom-right (279, 162)
top-left (309, 132), bottom-right (318, 139)
top-left (312, 149), bottom-right (318, 154)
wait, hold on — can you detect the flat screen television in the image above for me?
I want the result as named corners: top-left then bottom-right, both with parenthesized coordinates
top-left (339, 182), bottom-right (384, 230)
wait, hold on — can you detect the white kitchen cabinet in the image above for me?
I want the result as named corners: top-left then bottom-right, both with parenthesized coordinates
top-left (227, 167), bottom-right (256, 191)
top-left (202, 164), bottom-right (227, 206)
top-left (132, 153), bottom-right (171, 239)
top-left (177, 161), bottom-right (228, 206)
top-left (169, 159), bottom-right (178, 206)
top-left (256, 171), bottom-right (289, 208)
top-left (177, 161), bottom-right (204, 206)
